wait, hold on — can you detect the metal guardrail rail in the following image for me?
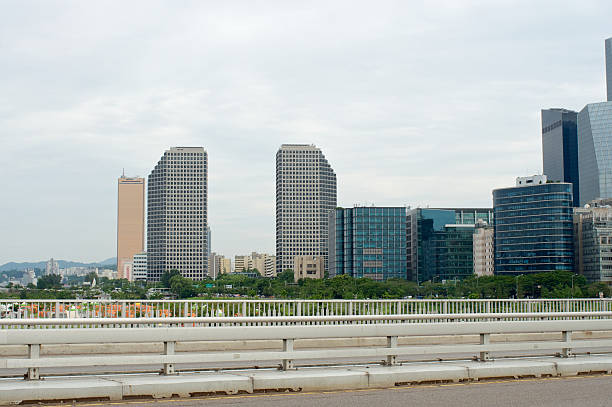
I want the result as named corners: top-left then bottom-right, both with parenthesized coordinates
top-left (3, 311), bottom-right (612, 327)
top-left (0, 299), bottom-right (610, 326)
top-left (3, 313), bottom-right (612, 380)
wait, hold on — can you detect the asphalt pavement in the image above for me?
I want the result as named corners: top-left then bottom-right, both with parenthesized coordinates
top-left (36, 374), bottom-right (612, 407)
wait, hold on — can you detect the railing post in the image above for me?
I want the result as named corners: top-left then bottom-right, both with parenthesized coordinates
top-left (163, 341), bottom-right (176, 375)
top-left (282, 338), bottom-right (294, 370)
top-left (479, 333), bottom-right (490, 361)
top-left (386, 336), bottom-right (398, 366)
top-left (561, 331), bottom-right (572, 358)
top-left (26, 344), bottom-right (40, 380)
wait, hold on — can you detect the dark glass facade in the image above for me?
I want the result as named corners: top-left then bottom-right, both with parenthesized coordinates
top-left (493, 182), bottom-right (574, 274)
top-left (406, 208), bottom-right (491, 283)
top-left (329, 207), bottom-right (406, 281)
top-left (541, 108), bottom-right (579, 207)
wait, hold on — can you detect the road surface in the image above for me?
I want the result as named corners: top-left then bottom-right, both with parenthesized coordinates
top-left (38, 374), bottom-right (612, 407)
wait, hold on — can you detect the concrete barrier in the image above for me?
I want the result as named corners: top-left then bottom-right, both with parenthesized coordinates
top-left (2, 355), bottom-right (612, 404)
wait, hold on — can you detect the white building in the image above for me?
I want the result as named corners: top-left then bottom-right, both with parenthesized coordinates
top-left (21, 269), bottom-right (37, 286)
top-left (132, 252), bottom-right (147, 281)
top-left (473, 221), bottom-right (494, 276)
top-left (45, 258), bottom-right (59, 275)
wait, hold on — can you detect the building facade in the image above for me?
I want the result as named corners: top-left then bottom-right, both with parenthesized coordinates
top-left (117, 175), bottom-right (145, 279)
top-left (233, 253), bottom-right (276, 277)
top-left (406, 208), bottom-right (493, 283)
top-left (473, 221), bottom-right (494, 276)
top-left (45, 258), bottom-right (59, 275)
top-left (493, 175), bottom-right (574, 274)
top-left (251, 252), bottom-right (276, 278)
top-left (208, 253), bottom-right (232, 279)
top-left (577, 101), bottom-right (612, 205)
top-left (293, 255), bottom-right (324, 282)
top-left (541, 108), bottom-right (580, 206)
top-left (606, 37), bottom-right (611, 102)
top-left (132, 252), bottom-right (147, 281)
top-left (574, 199), bottom-right (612, 284)
top-left (220, 258), bottom-right (231, 275)
top-left (330, 206), bottom-right (407, 281)
top-left (147, 147), bottom-right (208, 281)
top-left (275, 144), bottom-right (337, 274)
top-left (234, 255), bottom-right (249, 273)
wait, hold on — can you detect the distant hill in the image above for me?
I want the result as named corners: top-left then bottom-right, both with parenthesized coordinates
top-left (0, 258), bottom-right (117, 272)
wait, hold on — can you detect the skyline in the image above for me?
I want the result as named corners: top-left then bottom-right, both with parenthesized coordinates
top-left (1, 2), bottom-right (612, 264)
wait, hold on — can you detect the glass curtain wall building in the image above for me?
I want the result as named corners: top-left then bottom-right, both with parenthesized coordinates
top-left (541, 108), bottom-right (580, 206)
top-left (493, 175), bottom-right (573, 274)
top-left (329, 207), bottom-right (406, 281)
top-left (577, 101), bottom-right (612, 205)
top-left (406, 208), bottom-right (493, 283)
top-left (606, 37), bottom-right (611, 102)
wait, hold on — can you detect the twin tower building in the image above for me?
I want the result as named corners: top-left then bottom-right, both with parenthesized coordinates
top-left (117, 144), bottom-right (337, 281)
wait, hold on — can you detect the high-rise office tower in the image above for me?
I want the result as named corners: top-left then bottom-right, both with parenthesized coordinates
top-left (117, 175), bottom-right (145, 279)
top-left (575, 38), bottom-right (612, 205)
top-left (493, 175), bottom-right (573, 274)
top-left (275, 144), bottom-right (337, 274)
top-left (541, 109), bottom-right (580, 206)
top-left (147, 147), bottom-right (208, 281)
top-left (606, 37), bottom-right (611, 101)
top-left (577, 101), bottom-right (612, 205)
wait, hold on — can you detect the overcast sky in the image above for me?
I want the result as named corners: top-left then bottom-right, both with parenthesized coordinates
top-left (1, 1), bottom-right (611, 264)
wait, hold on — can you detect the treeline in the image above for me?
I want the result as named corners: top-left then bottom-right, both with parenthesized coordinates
top-left (2, 270), bottom-right (609, 300)
top-left (163, 270), bottom-right (611, 300)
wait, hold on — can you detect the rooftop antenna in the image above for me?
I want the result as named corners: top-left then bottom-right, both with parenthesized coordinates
top-left (122, 168), bottom-right (125, 177)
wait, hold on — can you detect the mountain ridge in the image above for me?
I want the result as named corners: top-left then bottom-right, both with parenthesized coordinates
top-left (0, 258), bottom-right (116, 272)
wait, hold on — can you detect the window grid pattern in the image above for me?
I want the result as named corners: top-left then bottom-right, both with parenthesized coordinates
top-left (494, 183), bottom-right (573, 274)
top-left (147, 147), bottom-right (208, 281)
top-left (330, 207), bottom-right (407, 281)
top-left (275, 144), bottom-right (337, 274)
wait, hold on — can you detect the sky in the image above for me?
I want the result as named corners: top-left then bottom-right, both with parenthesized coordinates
top-left (1, 1), bottom-right (611, 264)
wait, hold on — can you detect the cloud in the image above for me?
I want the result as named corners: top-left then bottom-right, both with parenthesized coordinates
top-left (0, 1), bottom-right (611, 263)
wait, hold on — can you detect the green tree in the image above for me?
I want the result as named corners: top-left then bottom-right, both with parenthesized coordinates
top-left (161, 269), bottom-right (181, 288)
top-left (37, 274), bottom-right (62, 289)
top-left (169, 274), bottom-right (196, 299)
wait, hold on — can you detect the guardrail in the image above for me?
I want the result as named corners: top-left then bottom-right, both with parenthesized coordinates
top-left (1, 298), bottom-right (610, 325)
top-left (3, 312), bottom-right (612, 380)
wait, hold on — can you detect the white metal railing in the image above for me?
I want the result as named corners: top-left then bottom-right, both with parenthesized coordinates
top-left (3, 313), bottom-right (612, 380)
top-left (0, 298), bottom-right (610, 328)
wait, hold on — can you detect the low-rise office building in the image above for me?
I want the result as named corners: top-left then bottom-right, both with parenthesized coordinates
top-left (234, 253), bottom-right (276, 277)
top-left (330, 206), bottom-right (407, 281)
top-left (407, 208), bottom-right (493, 283)
top-left (574, 199), bottom-right (612, 284)
top-left (493, 175), bottom-right (574, 274)
top-left (294, 255), bottom-right (324, 282)
top-left (132, 252), bottom-right (147, 282)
